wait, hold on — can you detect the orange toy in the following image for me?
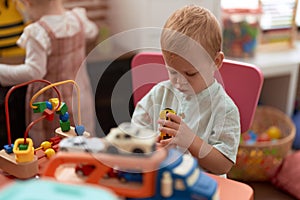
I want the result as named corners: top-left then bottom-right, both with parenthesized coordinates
top-left (43, 146), bottom-right (167, 198)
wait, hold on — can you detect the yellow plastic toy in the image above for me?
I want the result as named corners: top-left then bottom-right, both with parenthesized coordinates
top-left (266, 126), bottom-right (282, 140)
top-left (0, 0), bottom-right (26, 58)
top-left (159, 108), bottom-right (176, 140)
top-left (13, 138), bottom-right (34, 163)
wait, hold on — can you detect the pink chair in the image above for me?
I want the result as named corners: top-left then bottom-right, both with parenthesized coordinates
top-left (131, 52), bottom-right (264, 133)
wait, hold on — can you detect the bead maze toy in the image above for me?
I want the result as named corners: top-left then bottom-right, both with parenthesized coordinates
top-left (29, 80), bottom-right (90, 138)
top-left (0, 79), bottom-right (90, 179)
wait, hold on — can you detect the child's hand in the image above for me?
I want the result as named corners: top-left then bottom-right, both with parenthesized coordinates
top-left (157, 113), bottom-right (195, 149)
top-left (156, 134), bottom-right (176, 150)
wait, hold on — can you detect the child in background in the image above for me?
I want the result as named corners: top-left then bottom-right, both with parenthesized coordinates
top-left (0, 0), bottom-right (27, 148)
top-left (131, 5), bottom-right (240, 176)
top-left (0, 0), bottom-right (98, 146)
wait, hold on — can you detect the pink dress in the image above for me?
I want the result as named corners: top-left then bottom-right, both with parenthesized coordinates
top-left (25, 12), bottom-right (96, 145)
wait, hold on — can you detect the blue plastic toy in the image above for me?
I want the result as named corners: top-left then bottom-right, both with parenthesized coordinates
top-left (292, 110), bottom-right (300, 149)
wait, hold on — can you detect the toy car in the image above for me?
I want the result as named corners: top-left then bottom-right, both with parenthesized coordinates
top-left (105, 122), bottom-right (157, 156)
top-left (59, 136), bottom-right (105, 153)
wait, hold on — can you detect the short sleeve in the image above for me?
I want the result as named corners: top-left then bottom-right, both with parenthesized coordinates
top-left (17, 23), bottom-right (51, 55)
top-left (132, 92), bottom-right (156, 130)
top-left (210, 103), bottom-right (241, 163)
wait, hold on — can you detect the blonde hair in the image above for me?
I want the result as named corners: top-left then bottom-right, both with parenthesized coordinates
top-left (161, 5), bottom-right (222, 60)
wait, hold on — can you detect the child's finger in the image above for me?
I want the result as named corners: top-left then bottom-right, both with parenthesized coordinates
top-left (156, 142), bottom-right (163, 149)
top-left (160, 138), bottom-right (177, 149)
top-left (159, 126), bottom-right (177, 136)
top-left (156, 135), bottom-right (161, 142)
top-left (158, 118), bottom-right (180, 130)
top-left (166, 113), bottom-right (181, 123)
top-left (159, 138), bottom-right (172, 145)
top-left (157, 118), bottom-right (165, 125)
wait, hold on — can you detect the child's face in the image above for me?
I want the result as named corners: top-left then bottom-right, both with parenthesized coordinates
top-left (165, 54), bottom-right (212, 95)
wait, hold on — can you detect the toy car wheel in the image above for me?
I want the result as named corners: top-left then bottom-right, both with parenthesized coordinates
top-left (107, 145), bottom-right (118, 154)
top-left (76, 169), bottom-right (84, 177)
top-left (119, 177), bottom-right (127, 183)
top-left (60, 147), bottom-right (68, 152)
top-left (85, 149), bottom-right (92, 153)
top-left (132, 148), bottom-right (144, 155)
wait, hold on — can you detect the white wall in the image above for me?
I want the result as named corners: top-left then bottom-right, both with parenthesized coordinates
top-left (107, 0), bottom-right (221, 51)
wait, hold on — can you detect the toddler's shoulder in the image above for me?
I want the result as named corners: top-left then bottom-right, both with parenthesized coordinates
top-left (69, 7), bottom-right (89, 20)
top-left (17, 23), bottom-right (50, 51)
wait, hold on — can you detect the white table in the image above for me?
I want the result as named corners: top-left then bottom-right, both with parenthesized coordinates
top-left (229, 42), bottom-right (300, 116)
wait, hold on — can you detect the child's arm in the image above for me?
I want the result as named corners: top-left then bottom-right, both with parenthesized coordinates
top-left (158, 113), bottom-right (234, 175)
top-left (0, 38), bottom-right (47, 86)
top-left (188, 134), bottom-right (234, 175)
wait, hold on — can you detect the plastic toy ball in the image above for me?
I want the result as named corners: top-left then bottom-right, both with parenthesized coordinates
top-left (46, 101), bottom-right (53, 110)
top-left (41, 141), bottom-right (52, 150)
top-left (44, 148), bottom-right (56, 158)
top-left (266, 126), bottom-right (282, 140)
top-left (242, 132), bottom-right (251, 141)
top-left (59, 112), bottom-right (69, 122)
top-left (257, 132), bottom-right (271, 142)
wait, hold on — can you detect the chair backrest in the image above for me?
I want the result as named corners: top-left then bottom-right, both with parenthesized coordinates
top-left (131, 52), bottom-right (264, 133)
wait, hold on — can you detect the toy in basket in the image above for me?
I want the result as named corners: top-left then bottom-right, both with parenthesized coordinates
top-left (228, 106), bottom-right (296, 181)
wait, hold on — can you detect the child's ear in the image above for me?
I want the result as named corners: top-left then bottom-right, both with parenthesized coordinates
top-left (214, 52), bottom-right (224, 69)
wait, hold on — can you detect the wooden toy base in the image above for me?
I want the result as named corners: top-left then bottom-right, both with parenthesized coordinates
top-left (0, 149), bottom-right (38, 179)
top-left (55, 126), bottom-right (90, 138)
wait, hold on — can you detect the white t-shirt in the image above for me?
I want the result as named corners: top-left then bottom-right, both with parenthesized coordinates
top-left (0, 8), bottom-right (98, 86)
top-left (131, 80), bottom-right (241, 163)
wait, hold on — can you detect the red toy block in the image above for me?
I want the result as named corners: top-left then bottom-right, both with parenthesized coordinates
top-left (43, 109), bottom-right (54, 121)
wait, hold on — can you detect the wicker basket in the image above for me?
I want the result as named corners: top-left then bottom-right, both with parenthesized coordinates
top-left (228, 106), bottom-right (296, 181)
